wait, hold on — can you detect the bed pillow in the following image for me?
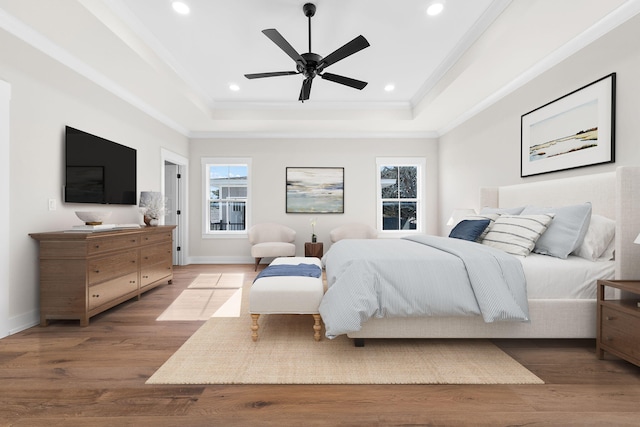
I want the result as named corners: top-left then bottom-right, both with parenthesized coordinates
top-left (480, 206), bottom-right (525, 215)
top-left (459, 213), bottom-right (499, 241)
top-left (481, 214), bottom-right (554, 256)
top-left (520, 202), bottom-right (592, 259)
top-left (599, 236), bottom-right (615, 261)
top-left (449, 219), bottom-right (491, 242)
top-left (572, 214), bottom-right (615, 261)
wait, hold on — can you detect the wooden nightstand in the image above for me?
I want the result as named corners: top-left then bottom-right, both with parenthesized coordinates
top-left (596, 279), bottom-right (640, 367)
top-left (304, 242), bottom-right (323, 258)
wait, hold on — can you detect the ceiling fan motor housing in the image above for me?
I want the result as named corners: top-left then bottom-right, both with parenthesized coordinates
top-left (298, 53), bottom-right (322, 79)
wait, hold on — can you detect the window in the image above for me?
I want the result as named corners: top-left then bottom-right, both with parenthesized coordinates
top-left (376, 157), bottom-right (425, 233)
top-left (202, 158), bottom-right (251, 236)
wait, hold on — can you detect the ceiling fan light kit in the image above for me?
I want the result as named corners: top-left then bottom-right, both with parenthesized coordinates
top-left (244, 3), bottom-right (370, 102)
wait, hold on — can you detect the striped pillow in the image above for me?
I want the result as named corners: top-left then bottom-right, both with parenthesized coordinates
top-left (481, 214), bottom-right (554, 256)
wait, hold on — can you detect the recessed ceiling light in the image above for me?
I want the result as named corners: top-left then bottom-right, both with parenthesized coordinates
top-left (384, 84), bottom-right (395, 92)
top-left (426, 2), bottom-right (444, 16)
top-left (229, 84), bottom-right (240, 92)
top-left (172, 1), bottom-right (190, 15)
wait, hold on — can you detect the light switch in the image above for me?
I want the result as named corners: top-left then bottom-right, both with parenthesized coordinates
top-left (48, 199), bottom-right (56, 211)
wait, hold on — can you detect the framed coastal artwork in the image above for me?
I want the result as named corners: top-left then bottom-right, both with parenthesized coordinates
top-left (521, 73), bottom-right (615, 177)
top-left (286, 167), bottom-right (344, 213)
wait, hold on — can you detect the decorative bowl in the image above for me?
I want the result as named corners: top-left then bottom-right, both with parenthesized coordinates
top-left (75, 211), bottom-right (112, 225)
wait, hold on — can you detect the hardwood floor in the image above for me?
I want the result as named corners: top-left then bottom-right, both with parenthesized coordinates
top-left (1, 264), bottom-right (639, 426)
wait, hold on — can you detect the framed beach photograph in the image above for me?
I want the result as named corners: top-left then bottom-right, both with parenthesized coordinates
top-left (521, 73), bottom-right (615, 177)
top-left (286, 167), bottom-right (344, 213)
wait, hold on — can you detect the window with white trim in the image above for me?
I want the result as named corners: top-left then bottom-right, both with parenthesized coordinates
top-left (376, 157), bottom-right (425, 233)
top-left (202, 158), bottom-right (251, 236)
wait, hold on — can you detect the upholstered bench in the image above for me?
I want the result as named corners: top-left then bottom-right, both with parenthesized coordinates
top-left (249, 256), bottom-right (324, 341)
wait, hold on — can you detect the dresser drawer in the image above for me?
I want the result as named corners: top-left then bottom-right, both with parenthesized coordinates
top-left (140, 243), bottom-right (172, 266)
top-left (87, 235), bottom-right (139, 255)
top-left (141, 261), bottom-right (173, 288)
top-left (88, 272), bottom-right (138, 310)
top-left (600, 306), bottom-right (640, 360)
top-left (140, 230), bottom-right (172, 246)
top-left (88, 250), bottom-right (138, 285)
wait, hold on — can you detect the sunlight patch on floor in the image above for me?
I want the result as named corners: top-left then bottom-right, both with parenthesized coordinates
top-left (156, 273), bottom-right (245, 321)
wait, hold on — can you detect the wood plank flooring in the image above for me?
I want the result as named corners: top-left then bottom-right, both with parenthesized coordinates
top-left (1, 264), bottom-right (640, 426)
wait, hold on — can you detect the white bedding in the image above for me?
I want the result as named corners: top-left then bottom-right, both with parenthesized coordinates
top-left (519, 253), bottom-right (614, 299)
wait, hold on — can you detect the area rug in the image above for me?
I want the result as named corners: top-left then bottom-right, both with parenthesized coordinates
top-left (147, 288), bottom-right (544, 385)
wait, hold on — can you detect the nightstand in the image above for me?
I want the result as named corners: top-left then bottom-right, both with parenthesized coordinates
top-left (596, 279), bottom-right (640, 367)
top-left (304, 242), bottom-right (323, 259)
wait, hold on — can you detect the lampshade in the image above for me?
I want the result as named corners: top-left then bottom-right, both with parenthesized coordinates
top-left (139, 191), bottom-right (162, 208)
top-left (446, 208), bottom-right (477, 226)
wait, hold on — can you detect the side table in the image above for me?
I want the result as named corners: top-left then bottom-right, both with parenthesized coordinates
top-left (304, 242), bottom-right (323, 259)
top-left (596, 279), bottom-right (640, 367)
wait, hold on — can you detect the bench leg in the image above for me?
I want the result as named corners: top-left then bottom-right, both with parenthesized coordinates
top-left (251, 314), bottom-right (260, 341)
top-left (312, 314), bottom-right (322, 341)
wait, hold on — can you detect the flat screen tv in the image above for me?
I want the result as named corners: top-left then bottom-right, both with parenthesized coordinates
top-left (64, 126), bottom-right (137, 205)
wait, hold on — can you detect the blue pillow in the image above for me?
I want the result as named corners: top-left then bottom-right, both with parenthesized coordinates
top-left (520, 202), bottom-right (592, 258)
top-left (449, 219), bottom-right (491, 242)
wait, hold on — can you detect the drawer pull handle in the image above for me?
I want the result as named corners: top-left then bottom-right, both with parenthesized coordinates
top-left (606, 336), bottom-right (613, 341)
top-left (94, 245), bottom-right (100, 249)
top-left (94, 270), bottom-right (100, 274)
top-left (92, 294), bottom-right (100, 298)
top-left (605, 316), bottom-right (615, 321)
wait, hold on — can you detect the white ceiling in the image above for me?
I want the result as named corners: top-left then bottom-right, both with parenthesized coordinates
top-left (1, 0), bottom-right (638, 137)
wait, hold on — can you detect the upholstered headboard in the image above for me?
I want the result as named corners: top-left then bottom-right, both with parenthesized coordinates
top-left (480, 167), bottom-right (640, 280)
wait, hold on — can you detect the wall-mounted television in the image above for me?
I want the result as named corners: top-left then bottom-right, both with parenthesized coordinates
top-left (64, 126), bottom-right (137, 205)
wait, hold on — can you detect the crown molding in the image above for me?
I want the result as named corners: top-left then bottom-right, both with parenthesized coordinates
top-left (188, 131), bottom-right (438, 140)
top-left (438, 0), bottom-right (640, 136)
top-left (0, 7), bottom-right (189, 136)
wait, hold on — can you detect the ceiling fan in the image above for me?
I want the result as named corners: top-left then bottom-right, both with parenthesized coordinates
top-left (244, 2), bottom-right (370, 102)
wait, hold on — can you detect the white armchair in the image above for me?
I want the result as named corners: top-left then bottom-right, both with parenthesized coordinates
top-left (248, 223), bottom-right (296, 270)
top-left (329, 223), bottom-right (377, 243)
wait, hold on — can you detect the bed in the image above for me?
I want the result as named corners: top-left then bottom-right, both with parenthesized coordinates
top-left (319, 166), bottom-right (640, 344)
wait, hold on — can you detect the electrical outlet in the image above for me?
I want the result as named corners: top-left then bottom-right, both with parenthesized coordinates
top-left (48, 199), bottom-right (56, 211)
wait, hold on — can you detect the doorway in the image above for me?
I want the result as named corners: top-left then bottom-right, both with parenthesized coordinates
top-left (161, 149), bottom-right (188, 266)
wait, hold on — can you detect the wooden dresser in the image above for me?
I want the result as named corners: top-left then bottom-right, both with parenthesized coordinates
top-left (30, 225), bottom-right (175, 326)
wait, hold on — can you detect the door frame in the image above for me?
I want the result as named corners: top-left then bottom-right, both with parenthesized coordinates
top-left (161, 148), bottom-right (188, 266)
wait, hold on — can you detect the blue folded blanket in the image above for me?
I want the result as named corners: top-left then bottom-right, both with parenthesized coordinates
top-left (254, 263), bottom-right (322, 282)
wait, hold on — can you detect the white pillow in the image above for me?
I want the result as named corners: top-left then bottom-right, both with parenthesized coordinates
top-left (520, 203), bottom-right (592, 259)
top-left (482, 214), bottom-right (554, 256)
top-left (572, 215), bottom-right (615, 261)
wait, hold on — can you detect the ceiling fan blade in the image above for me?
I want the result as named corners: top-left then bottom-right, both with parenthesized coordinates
top-left (321, 73), bottom-right (368, 90)
top-left (299, 78), bottom-right (313, 102)
top-left (244, 71), bottom-right (298, 79)
top-left (319, 35), bottom-right (370, 69)
top-left (262, 29), bottom-right (307, 65)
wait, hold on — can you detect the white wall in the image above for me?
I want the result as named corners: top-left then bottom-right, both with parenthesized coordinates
top-left (0, 80), bottom-right (10, 337)
top-left (439, 12), bottom-right (640, 235)
top-left (188, 138), bottom-right (439, 263)
top-left (1, 43), bottom-right (189, 333)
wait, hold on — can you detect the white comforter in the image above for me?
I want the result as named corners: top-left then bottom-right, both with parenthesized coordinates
top-left (319, 236), bottom-right (530, 338)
